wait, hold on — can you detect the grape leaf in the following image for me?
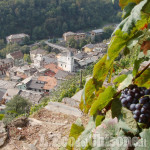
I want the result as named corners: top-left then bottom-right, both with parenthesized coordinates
top-left (118, 74), bottom-right (133, 91)
top-left (75, 117), bottom-right (95, 149)
top-left (119, 107), bottom-right (139, 135)
top-left (119, 0), bottom-right (142, 9)
top-left (113, 74), bottom-right (128, 86)
top-left (95, 115), bottom-right (104, 127)
top-left (67, 118), bottom-right (85, 149)
top-left (93, 54), bottom-right (109, 86)
top-left (134, 68), bottom-right (150, 88)
top-left (90, 86), bottom-right (116, 115)
top-left (111, 98), bottom-right (122, 118)
top-left (122, 2), bottom-right (136, 19)
top-left (132, 58), bottom-right (143, 77)
top-left (115, 0), bottom-right (148, 34)
top-left (134, 129), bottom-right (150, 150)
top-left (80, 78), bottom-right (96, 113)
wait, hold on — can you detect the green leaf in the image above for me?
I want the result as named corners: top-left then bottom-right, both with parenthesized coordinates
top-left (132, 58), bottom-right (143, 77)
top-left (118, 74), bottom-right (133, 90)
top-left (0, 114), bottom-right (4, 120)
top-left (111, 98), bottom-right (122, 118)
top-left (119, 107), bottom-right (139, 135)
top-left (80, 78), bottom-right (96, 113)
top-left (93, 54), bottom-right (110, 87)
top-left (90, 86), bottom-right (116, 115)
top-left (113, 74), bottom-right (128, 86)
top-left (67, 118), bottom-right (84, 150)
top-left (95, 115), bottom-right (104, 127)
top-left (122, 2), bottom-right (136, 19)
top-left (134, 68), bottom-right (150, 88)
top-left (116, 0), bottom-right (148, 33)
top-left (75, 117), bottom-right (96, 149)
top-left (135, 129), bottom-right (150, 150)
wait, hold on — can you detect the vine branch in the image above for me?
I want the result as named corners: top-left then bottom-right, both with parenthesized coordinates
top-left (132, 62), bottom-right (150, 82)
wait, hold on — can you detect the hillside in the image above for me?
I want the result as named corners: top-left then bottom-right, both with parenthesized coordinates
top-left (0, 0), bottom-right (120, 40)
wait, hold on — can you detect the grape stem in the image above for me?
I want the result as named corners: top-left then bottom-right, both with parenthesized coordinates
top-left (132, 62), bottom-right (150, 82)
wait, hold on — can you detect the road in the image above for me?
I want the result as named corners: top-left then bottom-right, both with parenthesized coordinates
top-left (44, 41), bottom-right (69, 52)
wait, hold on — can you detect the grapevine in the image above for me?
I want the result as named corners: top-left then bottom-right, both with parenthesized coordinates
top-left (67, 0), bottom-right (150, 150)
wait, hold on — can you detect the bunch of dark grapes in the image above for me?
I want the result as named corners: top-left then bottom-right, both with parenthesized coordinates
top-left (120, 85), bottom-right (150, 124)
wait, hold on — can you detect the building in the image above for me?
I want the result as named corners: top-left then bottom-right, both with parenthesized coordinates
top-left (2, 88), bottom-right (20, 103)
top-left (63, 32), bottom-right (75, 41)
top-left (19, 90), bottom-right (43, 105)
top-left (30, 49), bottom-right (48, 61)
top-left (6, 33), bottom-right (29, 44)
top-left (63, 32), bottom-right (86, 42)
top-left (16, 76), bottom-right (32, 90)
top-left (57, 51), bottom-right (74, 72)
top-left (91, 29), bottom-right (104, 39)
top-left (83, 44), bottom-right (95, 53)
top-left (0, 58), bottom-right (14, 75)
top-left (33, 54), bottom-right (45, 68)
top-left (6, 51), bottom-right (24, 66)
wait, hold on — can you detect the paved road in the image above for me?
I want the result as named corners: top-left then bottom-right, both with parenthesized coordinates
top-left (45, 41), bottom-right (69, 52)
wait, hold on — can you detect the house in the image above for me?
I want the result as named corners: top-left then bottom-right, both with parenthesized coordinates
top-left (30, 49), bottom-right (48, 61)
top-left (74, 52), bottom-right (89, 61)
top-left (93, 43), bottom-right (108, 53)
top-left (2, 88), bottom-right (20, 103)
top-left (6, 51), bottom-right (24, 66)
top-left (38, 76), bottom-right (57, 92)
top-left (63, 32), bottom-right (75, 41)
top-left (57, 51), bottom-right (74, 72)
top-left (44, 63), bottom-right (62, 75)
top-left (19, 90), bottom-right (43, 105)
top-left (6, 33), bottom-right (29, 44)
top-left (0, 58), bottom-right (14, 75)
top-left (0, 80), bottom-right (17, 90)
top-left (91, 29), bottom-right (104, 39)
top-left (55, 70), bottom-right (71, 80)
top-left (16, 65), bottom-right (37, 77)
top-left (26, 80), bottom-right (46, 93)
top-left (63, 32), bottom-right (86, 42)
top-left (83, 44), bottom-right (95, 53)
top-left (16, 76), bottom-right (32, 90)
top-left (33, 54), bottom-right (45, 68)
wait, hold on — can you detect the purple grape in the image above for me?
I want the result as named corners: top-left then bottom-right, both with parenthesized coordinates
top-left (141, 107), bottom-right (147, 113)
top-left (145, 89), bottom-right (150, 95)
top-left (139, 97), bottom-right (148, 104)
top-left (135, 104), bottom-right (142, 110)
top-left (126, 96), bottom-right (132, 103)
top-left (129, 104), bottom-right (136, 111)
top-left (134, 110), bottom-right (140, 116)
top-left (121, 98), bottom-right (128, 105)
top-left (133, 115), bottom-right (139, 121)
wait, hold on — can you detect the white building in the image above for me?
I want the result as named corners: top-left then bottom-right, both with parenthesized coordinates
top-left (33, 54), bottom-right (44, 68)
top-left (57, 52), bottom-right (74, 72)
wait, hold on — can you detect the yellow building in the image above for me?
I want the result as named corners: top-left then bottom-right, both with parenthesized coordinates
top-left (83, 44), bottom-right (95, 53)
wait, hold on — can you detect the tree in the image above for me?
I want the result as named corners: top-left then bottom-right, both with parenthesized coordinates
top-left (23, 54), bottom-right (31, 64)
top-left (0, 39), bottom-right (5, 50)
top-left (3, 95), bottom-right (31, 124)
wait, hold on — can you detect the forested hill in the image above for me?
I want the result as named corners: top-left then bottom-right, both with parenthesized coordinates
top-left (0, 0), bottom-right (121, 40)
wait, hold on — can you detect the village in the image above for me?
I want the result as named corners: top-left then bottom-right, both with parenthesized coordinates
top-left (0, 27), bottom-right (112, 113)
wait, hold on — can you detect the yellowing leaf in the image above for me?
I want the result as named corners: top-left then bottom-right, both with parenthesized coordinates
top-left (90, 86), bottom-right (116, 115)
top-left (119, 0), bottom-right (142, 9)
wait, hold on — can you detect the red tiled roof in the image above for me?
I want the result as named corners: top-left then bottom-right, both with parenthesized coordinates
top-left (38, 76), bottom-right (57, 90)
top-left (44, 63), bottom-right (63, 74)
